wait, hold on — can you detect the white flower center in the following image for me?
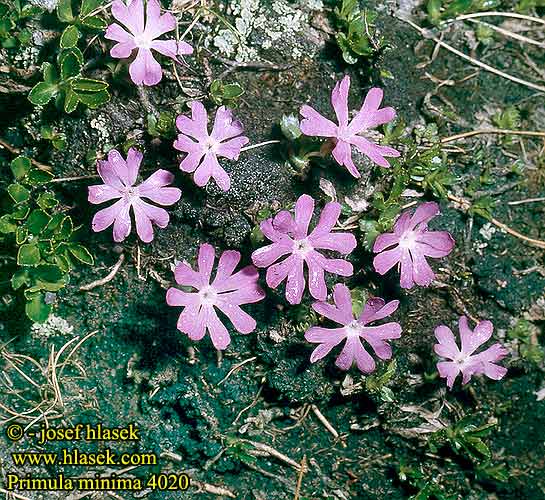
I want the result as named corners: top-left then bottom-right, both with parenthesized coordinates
top-left (203, 137), bottom-right (219, 153)
top-left (398, 231), bottom-right (417, 249)
top-left (123, 186), bottom-right (139, 203)
top-left (199, 285), bottom-right (218, 305)
top-left (345, 320), bottom-right (362, 338)
top-left (133, 34), bottom-right (153, 49)
top-left (337, 125), bottom-right (351, 142)
top-left (293, 238), bottom-right (313, 255)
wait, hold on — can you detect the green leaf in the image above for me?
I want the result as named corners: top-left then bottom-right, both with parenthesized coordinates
top-left (11, 206), bottom-right (30, 220)
top-left (26, 209), bottom-right (51, 235)
top-left (60, 25), bottom-right (79, 48)
top-left (15, 226), bottom-right (28, 244)
top-left (10, 155), bottom-right (31, 180)
top-left (336, 33), bottom-right (358, 64)
top-left (70, 77), bottom-right (108, 92)
top-left (37, 192), bottom-right (58, 210)
top-left (42, 62), bottom-right (58, 84)
top-left (67, 243), bottom-right (94, 265)
top-left (54, 253), bottom-right (72, 272)
top-left (60, 49), bottom-right (82, 80)
top-left (426, 0), bottom-right (442, 24)
top-left (28, 82), bottom-right (58, 106)
top-left (11, 269), bottom-right (31, 290)
top-left (80, 15), bottom-right (107, 29)
top-left (57, 0), bottom-right (74, 22)
top-left (25, 293), bottom-right (52, 322)
top-left (64, 88), bottom-right (80, 113)
top-left (80, 0), bottom-right (101, 16)
top-left (0, 215), bottom-right (17, 234)
top-left (46, 213), bottom-right (65, 232)
top-left (75, 88), bottom-right (110, 108)
top-left (34, 265), bottom-right (67, 291)
top-left (17, 243), bottom-right (41, 266)
top-left (466, 437), bottom-right (491, 459)
top-left (58, 216), bottom-right (73, 239)
top-left (27, 168), bottom-right (54, 185)
top-left (7, 183), bottom-right (30, 203)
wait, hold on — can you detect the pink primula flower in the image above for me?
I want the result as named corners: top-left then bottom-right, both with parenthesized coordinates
top-left (105, 0), bottom-right (193, 86)
top-left (300, 75), bottom-right (399, 177)
top-left (88, 148), bottom-right (181, 243)
top-left (251, 194), bottom-right (357, 305)
top-left (434, 316), bottom-right (508, 388)
top-left (373, 202), bottom-right (455, 289)
top-left (173, 102), bottom-right (249, 191)
top-left (305, 284), bottom-right (402, 373)
top-left (166, 244), bottom-right (265, 350)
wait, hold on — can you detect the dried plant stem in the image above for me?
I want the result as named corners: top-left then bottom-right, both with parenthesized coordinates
top-left (49, 173), bottom-right (100, 183)
top-left (293, 455), bottom-right (308, 500)
top-left (218, 356), bottom-right (256, 385)
top-left (399, 17), bottom-right (545, 93)
top-left (0, 138), bottom-right (52, 171)
top-left (447, 193), bottom-right (545, 250)
top-left (508, 197), bottom-right (545, 206)
top-left (311, 404), bottom-right (339, 439)
top-left (466, 19), bottom-right (544, 48)
top-left (240, 140), bottom-right (281, 152)
top-left (450, 11), bottom-right (545, 25)
top-left (79, 254), bottom-right (125, 291)
top-left (0, 488), bottom-right (31, 500)
top-left (441, 128), bottom-right (545, 143)
top-left (192, 480), bottom-right (236, 498)
top-left (243, 439), bottom-right (301, 470)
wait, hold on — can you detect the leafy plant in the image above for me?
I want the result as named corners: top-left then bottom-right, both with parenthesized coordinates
top-left (56, 0), bottom-right (107, 50)
top-left (147, 111), bottom-right (176, 139)
top-left (429, 415), bottom-right (496, 462)
top-left (365, 359), bottom-right (397, 402)
top-left (279, 114), bottom-right (326, 178)
top-left (28, 47), bottom-right (110, 113)
top-left (209, 79), bottom-right (245, 108)
top-left (333, 0), bottom-right (382, 64)
top-left (0, 0), bottom-right (41, 49)
top-left (0, 155), bottom-right (94, 322)
top-left (426, 0), bottom-right (501, 26)
top-left (40, 125), bottom-right (66, 151)
top-left (508, 319), bottom-right (544, 365)
top-left (398, 462), bottom-right (457, 500)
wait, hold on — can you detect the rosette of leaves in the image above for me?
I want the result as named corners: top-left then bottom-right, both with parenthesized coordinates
top-left (0, 156), bottom-right (94, 322)
top-left (429, 415), bottom-right (496, 462)
top-left (209, 79), bottom-right (245, 108)
top-left (279, 114), bottom-right (326, 178)
top-left (333, 0), bottom-right (382, 65)
top-left (0, 0), bottom-right (41, 49)
top-left (57, 0), bottom-right (107, 49)
top-left (28, 47), bottom-right (110, 113)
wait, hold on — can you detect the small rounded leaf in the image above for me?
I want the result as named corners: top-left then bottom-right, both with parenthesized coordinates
top-left (60, 25), bottom-right (80, 49)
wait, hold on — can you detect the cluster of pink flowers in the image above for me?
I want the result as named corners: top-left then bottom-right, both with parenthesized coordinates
top-left (89, 2), bottom-right (510, 388)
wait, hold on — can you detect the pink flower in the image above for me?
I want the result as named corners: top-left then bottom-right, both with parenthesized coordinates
top-left (434, 316), bottom-right (508, 388)
top-left (300, 75), bottom-right (399, 177)
top-left (88, 148), bottom-right (181, 243)
top-left (166, 244), bottom-right (265, 350)
top-left (305, 284), bottom-right (402, 373)
top-left (251, 194), bottom-right (357, 305)
top-left (373, 202), bottom-right (455, 289)
top-left (105, 0), bottom-right (193, 86)
top-left (173, 102), bottom-right (249, 191)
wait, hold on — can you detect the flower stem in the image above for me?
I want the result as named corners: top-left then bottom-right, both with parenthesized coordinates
top-left (240, 140), bottom-right (281, 152)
